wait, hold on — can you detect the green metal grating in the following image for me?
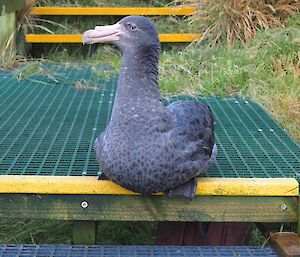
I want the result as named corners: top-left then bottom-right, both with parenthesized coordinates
top-left (0, 63), bottom-right (299, 177)
top-left (0, 245), bottom-right (280, 257)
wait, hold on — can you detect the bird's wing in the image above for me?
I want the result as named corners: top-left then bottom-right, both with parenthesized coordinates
top-left (167, 100), bottom-right (215, 161)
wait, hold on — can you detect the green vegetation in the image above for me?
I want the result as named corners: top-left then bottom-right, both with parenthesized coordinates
top-left (159, 15), bottom-right (300, 141)
top-left (0, 220), bottom-right (72, 244)
top-left (0, 220), bottom-right (156, 245)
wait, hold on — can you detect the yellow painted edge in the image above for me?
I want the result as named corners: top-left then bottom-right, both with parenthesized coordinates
top-left (31, 7), bottom-right (196, 16)
top-left (160, 34), bottom-right (201, 42)
top-left (25, 34), bottom-right (201, 43)
top-left (0, 176), bottom-right (298, 196)
top-left (26, 34), bottom-right (82, 43)
top-left (196, 178), bottom-right (299, 196)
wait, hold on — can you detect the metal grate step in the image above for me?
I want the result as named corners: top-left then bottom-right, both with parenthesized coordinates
top-left (0, 63), bottom-right (299, 178)
top-left (0, 245), bottom-right (279, 257)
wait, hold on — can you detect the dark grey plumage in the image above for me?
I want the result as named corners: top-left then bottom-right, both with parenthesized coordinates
top-left (84, 16), bottom-right (216, 195)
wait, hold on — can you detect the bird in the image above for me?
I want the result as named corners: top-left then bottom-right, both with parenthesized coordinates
top-left (82, 16), bottom-right (216, 198)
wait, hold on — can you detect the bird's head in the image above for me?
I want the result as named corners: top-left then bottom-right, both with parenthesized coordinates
top-left (82, 16), bottom-right (160, 53)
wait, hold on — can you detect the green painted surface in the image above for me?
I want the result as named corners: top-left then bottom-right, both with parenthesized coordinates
top-left (0, 194), bottom-right (297, 222)
top-left (0, 64), bottom-right (299, 178)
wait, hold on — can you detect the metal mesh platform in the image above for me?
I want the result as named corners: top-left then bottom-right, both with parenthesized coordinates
top-left (0, 245), bottom-right (279, 257)
top-left (0, 63), bottom-right (299, 177)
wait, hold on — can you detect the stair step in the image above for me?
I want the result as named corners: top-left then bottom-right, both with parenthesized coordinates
top-left (25, 33), bottom-right (202, 43)
top-left (0, 245), bottom-right (279, 257)
top-left (31, 6), bottom-right (196, 16)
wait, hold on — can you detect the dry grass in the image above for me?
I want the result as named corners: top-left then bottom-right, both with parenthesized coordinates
top-left (17, 0), bottom-right (36, 34)
top-left (73, 80), bottom-right (103, 91)
top-left (179, 0), bottom-right (300, 46)
top-left (0, 0), bottom-right (57, 69)
top-left (18, 0), bottom-right (68, 35)
top-left (0, 33), bottom-right (16, 69)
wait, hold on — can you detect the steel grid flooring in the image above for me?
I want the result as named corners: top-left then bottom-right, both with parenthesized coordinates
top-left (0, 63), bottom-right (299, 177)
top-left (0, 244), bottom-right (279, 257)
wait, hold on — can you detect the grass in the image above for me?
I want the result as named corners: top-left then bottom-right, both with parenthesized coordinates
top-left (179, 0), bottom-right (300, 46)
top-left (0, 220), bottom-right (72, 244)
top-left (0, 220), bottom-right (156, 245)
top-left (0, 33), bottom-right (16, 69)
top-left (158, 14), bottom-right (300, 141)
top-left (0, 0), bottom-right (299, 247)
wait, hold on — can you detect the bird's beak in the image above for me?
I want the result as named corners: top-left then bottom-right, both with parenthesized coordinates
top-left (82, 23), bottom-right (122, 45)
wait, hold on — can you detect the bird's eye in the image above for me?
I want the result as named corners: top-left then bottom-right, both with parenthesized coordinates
top-left (128, 24), bottom-right (138, 31)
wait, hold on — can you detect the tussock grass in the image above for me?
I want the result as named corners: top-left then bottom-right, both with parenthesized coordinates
top-left (180, 0), bottom-right (299, 46)
top-left (17, 0), bottom-right (36, 34)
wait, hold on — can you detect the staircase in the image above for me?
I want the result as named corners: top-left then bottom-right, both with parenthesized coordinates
top-left (25, 6), bottom-right (201, 43)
